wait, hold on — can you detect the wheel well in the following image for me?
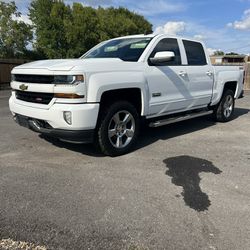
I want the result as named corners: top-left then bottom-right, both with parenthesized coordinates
top-left (100, 88), bottom-right (142, 115)
top-left (224, 81), bottom-right (237, 95)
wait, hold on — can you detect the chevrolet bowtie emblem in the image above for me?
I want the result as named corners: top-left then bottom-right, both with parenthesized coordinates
top-left (19, 84), bottom-right (28, 91)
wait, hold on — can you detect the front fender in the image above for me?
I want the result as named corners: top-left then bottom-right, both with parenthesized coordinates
top-left (86, 71), bottom-right (149, 116)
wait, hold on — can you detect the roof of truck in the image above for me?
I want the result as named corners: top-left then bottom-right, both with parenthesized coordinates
top-left (112, 34), bottom-right (204, 43)
top-left (113, 34), bottom-right (156, 39)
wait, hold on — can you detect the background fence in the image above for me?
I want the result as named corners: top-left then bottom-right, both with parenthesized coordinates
top-left (1, 59), bottom-right (250, 90)
top-left (0, 59), bottom-right (30, 89)
top-left (245, 63), bottom-right (250, 90)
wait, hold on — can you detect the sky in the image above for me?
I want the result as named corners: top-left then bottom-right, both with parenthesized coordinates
top-left (9, 0), bottom-right (250, 55)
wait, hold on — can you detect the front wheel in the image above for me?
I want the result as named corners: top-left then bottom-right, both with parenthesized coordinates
top-left (213, 89), bottom-right (235, 122)
top-left (96, 101), bottom-right (140, 156)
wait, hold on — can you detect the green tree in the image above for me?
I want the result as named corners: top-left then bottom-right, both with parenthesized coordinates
top-left (29, 1), bottom-right (153, 59)
top-left (29, 0), bottom-right (53, 58)
top-left (29, 0), bottom-right (71, 58)
top-left (0, 1), bottom-right (33, 58)
top-left (213, 50), bottom-right (225, 56)
top-left (64, 3), bottom-right (100, 57)
top-left (226, 52), bottom-right (239, 55)
top-left (65, 5), bottom-right (152, 57)
top-left (97, 7), bottom-right (152, 41)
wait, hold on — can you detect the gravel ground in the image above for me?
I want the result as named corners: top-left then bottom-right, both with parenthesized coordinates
top-left (0, 90), bottom-right (250, 250)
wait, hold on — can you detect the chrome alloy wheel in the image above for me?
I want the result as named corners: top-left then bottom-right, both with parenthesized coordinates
top-left (108, 110), bottom-right (135, 149)
top-left (223, 95), bottom-right (234, 118)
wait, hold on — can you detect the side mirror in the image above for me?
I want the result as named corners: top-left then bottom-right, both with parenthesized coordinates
top-left (149, 51), bottom-right (175, 65)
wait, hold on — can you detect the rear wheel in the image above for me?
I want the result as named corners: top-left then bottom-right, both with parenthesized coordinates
top-left (96, 101), bottom-right (140, 156)
top-left (213, 89), bottom-right (235, 122)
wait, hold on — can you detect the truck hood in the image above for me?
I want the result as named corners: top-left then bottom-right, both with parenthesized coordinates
top-left (15, 59), bottom-right (86, 71)
top-left (13, 58), bottom-right (133, 72)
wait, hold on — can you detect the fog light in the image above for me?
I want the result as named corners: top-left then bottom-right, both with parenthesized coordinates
top-left (63, 111), bottom-right (72, 125)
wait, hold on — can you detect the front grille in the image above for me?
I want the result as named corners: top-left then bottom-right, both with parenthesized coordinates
top-left (13, 74), bottom-right (54, 84)
top-left (15, 90), bottom-right (54, 105)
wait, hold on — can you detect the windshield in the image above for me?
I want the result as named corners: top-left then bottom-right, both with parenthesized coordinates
top-left (82, 38), bottom-right (153, 62)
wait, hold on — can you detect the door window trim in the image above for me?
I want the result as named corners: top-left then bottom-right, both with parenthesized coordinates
top-left (182, 39), bottom-right (208, 66)
top-left (147, 37), bottom-right (184, 66)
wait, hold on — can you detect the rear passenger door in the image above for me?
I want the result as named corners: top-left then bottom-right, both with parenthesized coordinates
top-left (182, 40), bottom-right (213, 107)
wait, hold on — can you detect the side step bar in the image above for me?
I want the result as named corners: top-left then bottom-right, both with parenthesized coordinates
top-left (149, 110), bottom-right (213, 128)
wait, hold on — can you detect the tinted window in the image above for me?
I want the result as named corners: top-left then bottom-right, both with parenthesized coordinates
top-left (83, 38), bottom-right (152, 62)
top-left (183, 40), bottom-right (207, 65)
top-left (149, 38), bottom-right (181, 65)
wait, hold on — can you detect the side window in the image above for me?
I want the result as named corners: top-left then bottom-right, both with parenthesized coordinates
top-left (183, 40), bottom-right (207, 65)
top-left (149, 38), bottom-right (181, 65)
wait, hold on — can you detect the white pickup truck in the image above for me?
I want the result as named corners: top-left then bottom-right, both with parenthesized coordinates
top-left (9, 34), bottom-right (244, 156)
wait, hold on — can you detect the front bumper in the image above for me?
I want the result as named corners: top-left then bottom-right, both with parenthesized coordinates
top-left (9, 95), bottom-right (99, 130)
top-left (9, 95), bottom-right (99, 143)
top-left (14, 114), bottom-right (95, 143)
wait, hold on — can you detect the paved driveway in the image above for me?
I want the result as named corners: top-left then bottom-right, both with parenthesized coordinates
top-left (0, 90), bottom-right (250, 250)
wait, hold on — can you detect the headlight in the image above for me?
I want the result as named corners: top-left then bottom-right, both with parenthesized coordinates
top-left (53, 75), bottom-right (84, 84)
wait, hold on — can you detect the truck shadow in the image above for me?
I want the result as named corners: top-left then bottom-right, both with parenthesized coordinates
top-left (39, 135), bottom-right (104, 157)
top-left (40, 107), bottom-right (249, 156)
top-left (163, 155), bottom-right (222, 211)
top-left (234, 106), bottom-right (250, 116)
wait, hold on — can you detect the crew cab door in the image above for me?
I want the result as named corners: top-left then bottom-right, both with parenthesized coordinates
top-left (145, 38), bottom-right (193, 117)
top-left (181, 40), bottom-right (214, 107)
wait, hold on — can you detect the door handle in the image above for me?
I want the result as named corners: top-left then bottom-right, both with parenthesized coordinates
top-left (179, 71), bottom-right (187, 77)
top-left (206, 71), bottom-right (213, 76)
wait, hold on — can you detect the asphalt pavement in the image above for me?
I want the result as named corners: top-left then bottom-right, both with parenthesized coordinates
top-left (0, 90), bottom-right (250, 250)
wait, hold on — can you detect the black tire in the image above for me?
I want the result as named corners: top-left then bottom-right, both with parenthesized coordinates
top-left (213, 89), bottom-right (235, 122)
top-left (96, 101), bottom-right (140, 156)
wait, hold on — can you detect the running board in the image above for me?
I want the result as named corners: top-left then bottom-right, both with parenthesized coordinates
top-left (149, 110), bottom-right (213, 128)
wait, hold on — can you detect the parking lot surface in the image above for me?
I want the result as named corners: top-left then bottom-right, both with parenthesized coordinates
top-left (0, 90), bottom-right (250, 250)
